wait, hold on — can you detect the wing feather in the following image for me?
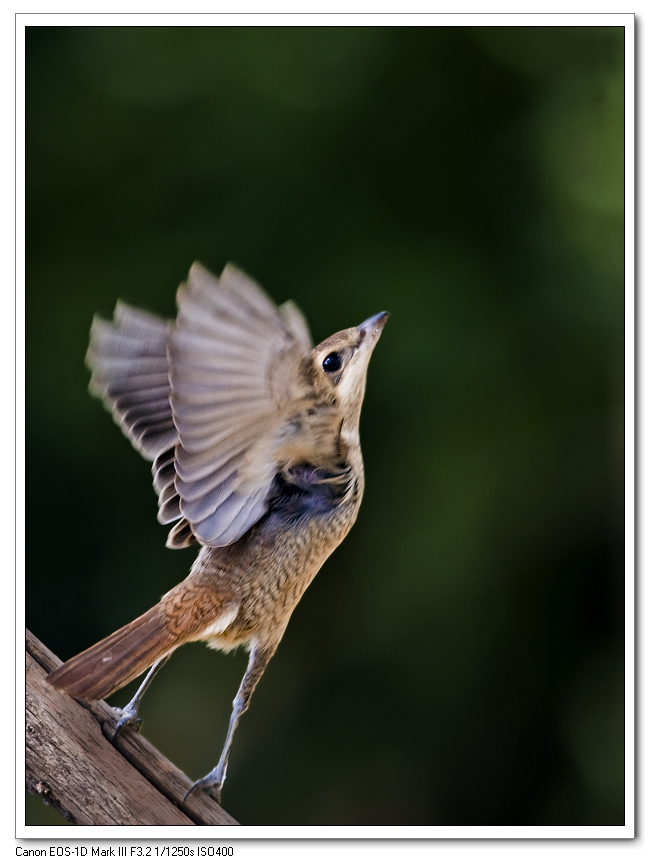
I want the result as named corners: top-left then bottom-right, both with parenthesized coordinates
top-left (86, 303), bottom-right (175, 459)
top-left (86, 261), bottom-right (313, 548)
top-left (169, 262), bottom-right (312, 546)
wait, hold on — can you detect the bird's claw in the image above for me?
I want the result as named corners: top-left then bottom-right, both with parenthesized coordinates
top-left (184, 768), bottom-right (225, 804)
top-left (112, 705), bottom-right (142, 741)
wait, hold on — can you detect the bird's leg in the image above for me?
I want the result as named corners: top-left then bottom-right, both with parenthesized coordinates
top-left (113, 654), bottom-right (171, 738)
top-left (185, 642), bottom-right (275, 803)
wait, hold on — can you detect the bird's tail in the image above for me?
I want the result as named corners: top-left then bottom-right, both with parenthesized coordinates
top-left (46, 604), bottom-right (176, 702)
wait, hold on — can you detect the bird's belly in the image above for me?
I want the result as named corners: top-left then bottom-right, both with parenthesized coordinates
top-left (194, 500), bottom-right (360, 649)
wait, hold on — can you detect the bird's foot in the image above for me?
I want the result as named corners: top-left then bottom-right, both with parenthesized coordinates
top-left (184, 765), bottom-right (225, 804)
top-left (112, 701), bottom-right (143, 740)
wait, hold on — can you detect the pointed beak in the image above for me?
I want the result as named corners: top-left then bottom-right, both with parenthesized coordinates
top-left (357, 311), bottom-right (389, 350)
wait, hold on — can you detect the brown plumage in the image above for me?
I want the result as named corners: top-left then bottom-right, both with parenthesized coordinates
top-left (46, 262), bottom-right (387, 802)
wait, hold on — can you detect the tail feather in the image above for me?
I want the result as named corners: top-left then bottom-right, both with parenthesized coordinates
top-left (47, 605), bottom-right (176, 702)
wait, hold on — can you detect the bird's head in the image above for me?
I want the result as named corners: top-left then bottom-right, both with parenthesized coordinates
top-left (309, 311), bottom-right (389, 438)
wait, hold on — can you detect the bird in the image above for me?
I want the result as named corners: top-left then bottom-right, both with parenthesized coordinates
top-left (46, 261), bottom-right (388, 803)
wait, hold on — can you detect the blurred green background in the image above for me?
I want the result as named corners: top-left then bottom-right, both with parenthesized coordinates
top-left (26, 25), bottom-right (625, 827)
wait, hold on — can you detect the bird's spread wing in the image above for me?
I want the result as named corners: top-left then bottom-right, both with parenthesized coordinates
top-left (87, 302), bottom-right (175, 460)
top-left (87, 262), bottom-right (313, 549)
top-left (167, 262), bottom-right (312, 547)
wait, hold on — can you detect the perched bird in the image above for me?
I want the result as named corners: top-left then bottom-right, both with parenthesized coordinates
top-left (47, 261), bottom-right (388, 802)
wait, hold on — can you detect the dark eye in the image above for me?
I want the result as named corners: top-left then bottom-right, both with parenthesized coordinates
top-left (322, 352), bottom-right (342, 373)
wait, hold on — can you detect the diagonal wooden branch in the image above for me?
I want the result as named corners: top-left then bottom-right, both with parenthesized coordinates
top-left (25, 630), bottom-right (238, 827)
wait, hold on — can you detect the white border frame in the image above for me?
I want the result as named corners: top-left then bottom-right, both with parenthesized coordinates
top-left (13, 10), bottom-right (636, 848)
